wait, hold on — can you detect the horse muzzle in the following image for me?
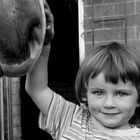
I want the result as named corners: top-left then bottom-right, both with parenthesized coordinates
top-left (0, 0), bottom-right (46, 77)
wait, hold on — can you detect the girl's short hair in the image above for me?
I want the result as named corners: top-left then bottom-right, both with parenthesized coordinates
top-left (75, 42), bottom-right (140, 104)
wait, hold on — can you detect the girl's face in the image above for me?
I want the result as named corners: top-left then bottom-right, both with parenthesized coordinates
top-left (87, 72), bottom-right (139, 131)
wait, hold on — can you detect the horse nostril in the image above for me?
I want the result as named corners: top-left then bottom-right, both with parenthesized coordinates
top-left (25, 17), bottom-right (42, 45)
top-left (28, 25), bottom-right (40, 44)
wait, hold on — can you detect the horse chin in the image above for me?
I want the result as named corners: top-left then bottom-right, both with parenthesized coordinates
top-left (0, 59), bottom-right (34, 77)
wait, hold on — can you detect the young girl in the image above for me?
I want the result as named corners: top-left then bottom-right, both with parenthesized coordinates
top-left (25, 7), bottom-right (140, 139)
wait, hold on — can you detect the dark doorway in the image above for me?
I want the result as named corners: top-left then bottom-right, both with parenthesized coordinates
top-left (20, 0), bottom-right (79, 139)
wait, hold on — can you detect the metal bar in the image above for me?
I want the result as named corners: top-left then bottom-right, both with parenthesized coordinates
top-left (94, 16), bottom-right (125, 23)
top-left (78, 0), bottom-right (85, 62)
top-left (3, 77), bottom-right (8, 140)
top-left (124, 0), bottom-right (127, 44)
top-left (1, 77), bottom-right (13, 140)
top-left (0, 78), bottom-right (4, 140)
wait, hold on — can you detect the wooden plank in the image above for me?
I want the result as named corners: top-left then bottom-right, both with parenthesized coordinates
top-left (78, 0), bottom-right (85, 63)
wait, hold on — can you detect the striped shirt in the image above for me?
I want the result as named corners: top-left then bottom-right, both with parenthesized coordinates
top-left (39, 92), bottom-right (140, 140)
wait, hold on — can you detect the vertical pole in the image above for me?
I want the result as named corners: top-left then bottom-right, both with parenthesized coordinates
top-left (0, 77), bottom-right (13, 140)
top-left (78, 0), bottom-right (85, 63)
top-left (0, 78), bottom-right (4, 140)
top-left (124, 0), bottom-right (127, 44)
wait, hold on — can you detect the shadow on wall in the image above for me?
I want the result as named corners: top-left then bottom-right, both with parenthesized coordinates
top-left (20, 0), bottom-right (79, 140)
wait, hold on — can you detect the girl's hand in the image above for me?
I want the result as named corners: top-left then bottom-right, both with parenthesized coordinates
top-left (44, 1), bottom-right (54, 45)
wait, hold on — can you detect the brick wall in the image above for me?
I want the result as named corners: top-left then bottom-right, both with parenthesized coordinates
top-left (11, 78), bottom-right (22, 140)
top-left (83, 0), bottom-right (140, 54)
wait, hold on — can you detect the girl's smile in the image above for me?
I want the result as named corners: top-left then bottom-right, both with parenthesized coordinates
top-left (87, 72), bottom-right (139, 131)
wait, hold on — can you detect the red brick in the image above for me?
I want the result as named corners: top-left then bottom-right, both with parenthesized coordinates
top-left (13, 116), bottom-right (21, 127)
top-left (136, 26), bottom-right (140, 40)
top-left (134, 14), bottom-right (140, 26)
top-left (13, 127), bottom-right (22, 140)
top-left (95, 41), bottom-right (120, 47)
top-left (12, 106), bottom-right (20, 116)
top-left (84, 31), bottom-right (93, 42)
top-left (113, 1), bottom-right (134, 15)
top-left (84, 0), bottom-right (93, 5)
top-left (11, 78), bottom-right (20, 95)
top-left (94, 5), bottom-right (102, 18)
top-left (84, 5), bottom-right (93, 19)
top-left (104, 20), bottom-right (125, 28)
top-left (103, 0), bottom-right (119, 4)
top-left (136, 0), bottom-right (140, 13)
top-left (93, 0), bottom-right (103, 5)
top-left (94, 21), bottom-right (104, 29)
top-left (85, 43), bottom-right (93, 55)
top-left (11, 78), bottom-right (20, 84)
top-left (126, 1), bottom-right (134, 15)
top-left (126, 14), bottom-right (135, 26)
top-left (127, 26), bottom-right (136, 40)
top-left (127, 40), bottom-right (140, 49)
top-left (12, 94), bottom-right (20, 105)
top-left (12, 83), bottom-right (20, 94)
top-left (84, 19), bottom-right (93, 30)
top-left (94, 29), bottom-right (115, 42)
top-left (114, 28), bottom-right (125, 41)
top-left (127, 14), bottom-right (140, 26)
top-left (114, 3), bottom-right (125, 16)
top-left (102, 4), bottom-right (114, 17)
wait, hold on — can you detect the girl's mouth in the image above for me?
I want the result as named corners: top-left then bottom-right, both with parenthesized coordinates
top-left (102, 112), bottom-right (120, 116)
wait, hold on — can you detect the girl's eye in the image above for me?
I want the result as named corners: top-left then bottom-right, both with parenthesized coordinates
top-left (117, 91), bottom-right (128, 97)
top-left (92, 91), bottom-right (104, 96)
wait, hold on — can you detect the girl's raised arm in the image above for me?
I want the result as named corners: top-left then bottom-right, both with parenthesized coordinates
top-left (25, 1), bottom-right (54, 115)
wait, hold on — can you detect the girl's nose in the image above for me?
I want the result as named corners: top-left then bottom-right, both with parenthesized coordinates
top-left (103, 95), bottom-right (116, 108)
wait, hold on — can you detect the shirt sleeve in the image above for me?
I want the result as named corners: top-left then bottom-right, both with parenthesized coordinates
top-left (38, 91), bottom-right (77, 138)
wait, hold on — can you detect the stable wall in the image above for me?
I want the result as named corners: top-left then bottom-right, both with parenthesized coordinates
top-left (79, 0), bottom-right (140, 58)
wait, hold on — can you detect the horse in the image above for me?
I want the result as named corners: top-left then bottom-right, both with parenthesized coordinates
top-left (0, 0), bottom-right (54, 77)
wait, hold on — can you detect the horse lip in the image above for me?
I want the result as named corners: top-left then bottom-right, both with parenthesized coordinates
top-left (0, 57), bottom-right (35, 77)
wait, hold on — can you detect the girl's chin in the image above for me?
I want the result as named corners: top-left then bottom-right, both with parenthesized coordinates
top-left (99, 122), bottom-right (131, 131)
top-left (91, 116), bottom-right (130, 131)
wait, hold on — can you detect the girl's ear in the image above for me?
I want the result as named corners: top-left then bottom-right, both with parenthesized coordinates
top-left (136, 86), bottom-right (140, 107)
top-left (81, 95), bottom-right (88, 107)
top-left (82, 97), bottom-right (87, 102)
